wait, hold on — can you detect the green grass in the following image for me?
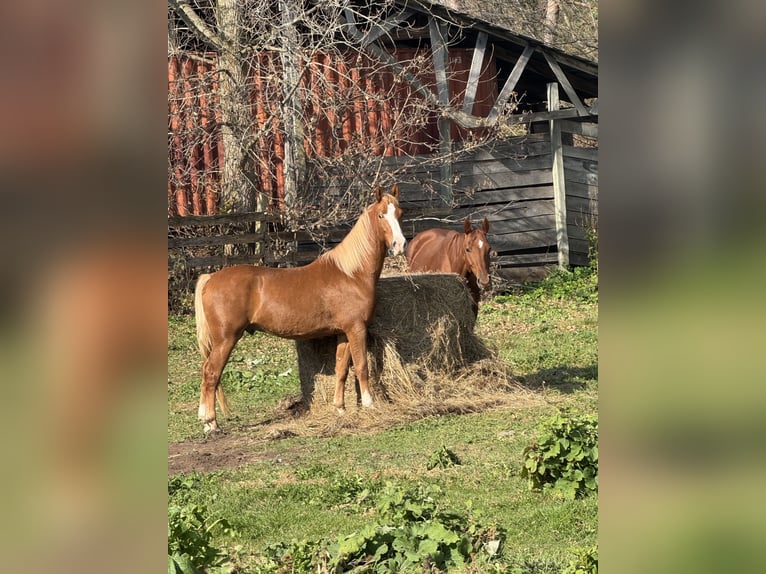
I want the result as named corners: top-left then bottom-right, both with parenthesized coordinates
top-left (168, 269), bottom-right (598, 572)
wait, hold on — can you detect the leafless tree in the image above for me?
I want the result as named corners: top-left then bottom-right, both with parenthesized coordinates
top-left (167, 0), bottom-right (515, 237)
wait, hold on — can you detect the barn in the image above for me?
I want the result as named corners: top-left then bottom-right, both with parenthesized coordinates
top-left (168, 0), bottom-right (598, 288)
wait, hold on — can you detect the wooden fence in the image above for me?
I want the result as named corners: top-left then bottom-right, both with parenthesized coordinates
top-left (168, 120), bottom-right (597, 287)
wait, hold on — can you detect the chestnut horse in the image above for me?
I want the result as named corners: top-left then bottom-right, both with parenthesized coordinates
top-left (405, 217), bottom-right (492, 313)
top-left (194, 185), bottom-right (405, 433)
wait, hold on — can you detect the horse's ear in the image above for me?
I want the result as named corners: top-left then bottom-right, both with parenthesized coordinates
top-left (375, 186), bottom-right (383, 202)
top-left (463, 217), bottom-right (472, 234)
top-left (482, 217), bottom-right (490, 233)
top-left (391, 184), bottom-right (399, 200)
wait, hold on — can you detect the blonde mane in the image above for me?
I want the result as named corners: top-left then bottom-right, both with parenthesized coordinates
top-left (320, 206), bottom-right (377, 277)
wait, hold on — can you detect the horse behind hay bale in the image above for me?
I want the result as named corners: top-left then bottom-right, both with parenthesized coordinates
top-left (405, 217), bottom-right (492, 315)
top-left (296, 273), bottom-right (506, 415)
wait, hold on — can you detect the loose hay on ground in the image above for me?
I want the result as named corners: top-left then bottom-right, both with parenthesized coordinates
top-left (275, 273), bottom-right (537, 436)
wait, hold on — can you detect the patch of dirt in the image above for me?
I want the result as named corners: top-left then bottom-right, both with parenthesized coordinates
top-left (168, 389), bottom-right (544, 475)
top-left (168, 430), bottom-right (274, 475)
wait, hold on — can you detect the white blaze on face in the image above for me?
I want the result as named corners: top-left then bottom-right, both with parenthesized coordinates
top-left (478, 240), bottom-right (484, 249)
top-left (384, 202), bottom-right (406, 255)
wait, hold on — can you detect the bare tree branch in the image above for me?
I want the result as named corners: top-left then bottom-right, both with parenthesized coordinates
top-left (168, 0), bottom-right (231, 53)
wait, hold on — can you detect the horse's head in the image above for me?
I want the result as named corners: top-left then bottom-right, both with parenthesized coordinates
top-left (463, 217), bottom-right (492, 290)
top-left (373, 184), bottom-right (406, 256)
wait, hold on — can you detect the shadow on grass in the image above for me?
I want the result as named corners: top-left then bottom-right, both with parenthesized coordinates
top-left (518, 364), bottom-right (597, 393)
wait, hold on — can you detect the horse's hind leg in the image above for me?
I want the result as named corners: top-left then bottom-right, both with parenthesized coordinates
top-left (346, 324), bottom-right (374, 408)
top-left (333, 335), bottom-right (352, 414)
top-left (199, 335), bottom-right (238, 433)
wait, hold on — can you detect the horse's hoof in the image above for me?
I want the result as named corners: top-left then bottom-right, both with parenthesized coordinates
top-left (203, 422), bottom-right (222, 435)
top-left (336, 406), bottom-right (346, 415)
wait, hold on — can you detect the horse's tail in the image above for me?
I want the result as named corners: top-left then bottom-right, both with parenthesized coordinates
top-left (194, 273), bottom-right (232, 417)
top-left (194, 274), bottom-right (213, 360)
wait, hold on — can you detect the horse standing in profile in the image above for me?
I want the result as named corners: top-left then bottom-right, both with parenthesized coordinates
top-left (405, 217), bottom-right (492, 315)
top-left (194, 185), bottom-right (405, 433)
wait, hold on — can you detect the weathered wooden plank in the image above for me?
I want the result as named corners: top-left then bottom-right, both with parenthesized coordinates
top-left (494, 251), bottom-right (559, 265)
top-left (449, 199), bottom-right (554, 222)
top-left (456, 168), bottom-right (554, 190)
top-left (490, 213), bottom-right (556, 234)
top-left (462, 31), bottom-right (488, 114)
top-left (560, 120), bottom-right (598, 138)
top-left (487, 43), bottom-right (535, 124)
top-left (566, 223), bottom-right (596, 242)
top-left (491, 228), bottom-right (557, 251)
top-left (566, 195), bottom-right (598, 217)
top-left (563, 157), bottom-right (598, 186)
top-left (564, 181), bottom-right (598, 201)
top-left (454, 185), bottom-right (554, 205)
top-left (398, 187), bottom-right (450, 203)
top-left (508, 108), bottom-right (597, 125)
top-left (181, 253), bottom-right (289, 268)
top-left (568, 237), bottom-right (593, 256)
top-left (168, 211), bottom-right (279, 227)
top-left (455, 155), bottom-right (554, 178)
top-left (319, 183), bottom-right (442, 203)
top-left (404, 212), bottom-right (554, 240)
top-left (168, 232), bottom-right (267, 249)
top-left (465, 140), bottom-right (553, 161)
top-left (463, 132), bottom-right (550, 150)
top-left (563, 156), bottom-right (598, 173)
top-left (563, 145), bottom-right (597, 162)
top-left (568, 251), bottom-right (590, 266)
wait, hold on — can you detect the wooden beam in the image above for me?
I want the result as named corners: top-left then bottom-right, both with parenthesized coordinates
top-left (429, 18), bottom-right (450, 105)
top-left (486, 43), bottom-right (535, 124)
top-left (542, 49), bottom-right (589, 116)
top-left (342, 11), bottom-right (596, 131)
top-left (360, 9), bottom-right (415, 47)
top-left (548, 82), bottom-right (570, 268)
top-left (429, 16), bottom-right (452, 203)
top-left (462, 31), bottom-right (487, 114)
top-left (507, 107), bottom-right (597, 125)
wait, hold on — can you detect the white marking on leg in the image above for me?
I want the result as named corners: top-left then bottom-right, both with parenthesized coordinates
top-left (203, 420), bottom-right (218, 434)
top-left (361, 390), bottom-right (374, 408)
top-left (384, 203), bottom-right (406, 255)
top-left (198, 402), bottom-right (207, 421)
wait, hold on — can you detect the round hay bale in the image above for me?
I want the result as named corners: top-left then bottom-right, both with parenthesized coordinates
top-left (294, 273), bottom-right (516, 419)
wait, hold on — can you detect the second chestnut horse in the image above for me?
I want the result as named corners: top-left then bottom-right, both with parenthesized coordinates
top-left (406, 217), bottom-right (492, 314)
top-left (194, 185), bottom-right (405, 433)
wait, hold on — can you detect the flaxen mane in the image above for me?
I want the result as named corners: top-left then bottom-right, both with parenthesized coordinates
top-left (320, 206), bottom-right (376, 277)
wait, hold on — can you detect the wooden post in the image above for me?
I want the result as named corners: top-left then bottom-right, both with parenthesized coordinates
top-left (429, 17), bottom-right (452, 204)
top-left (549, 82), bottom-right (570, 268)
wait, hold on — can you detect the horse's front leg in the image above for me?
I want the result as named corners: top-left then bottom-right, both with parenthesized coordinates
top-left (333, 334), bottom-right (351, 414)
top-left (346, 324), bottom-right (374, 408)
